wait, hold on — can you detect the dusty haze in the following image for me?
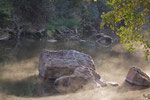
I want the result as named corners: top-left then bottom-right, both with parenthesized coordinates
top-left (0, 43), bottom-right (150, 100)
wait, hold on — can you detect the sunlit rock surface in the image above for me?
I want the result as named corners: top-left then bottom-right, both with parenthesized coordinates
top-left (38, 49), bottom-right (119, 93)
top-left (126, 67), bottom-right (150, 86)
top-left (38, 50), bottom-right (95, 79)
top-left (54, 66), bottom-right (102, 92)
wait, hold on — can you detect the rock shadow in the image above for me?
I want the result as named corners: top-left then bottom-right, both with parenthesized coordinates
top-left (0, 75), bottom-right (60, 97)
top-left (117, 81), bottom-right (149, 93)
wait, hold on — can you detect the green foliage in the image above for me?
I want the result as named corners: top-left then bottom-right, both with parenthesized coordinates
top-left (0, 0), bottom-right (12, 23)
top-left (0, 9), bottom-right (10, 20)
top-left (101, 0), bottom-right (150, 59)
top-left (0, 0), bottom-right (53, 27)
top-left (0, 0), bottom-right (109, 39)
top-left (46, 0), bottom-right (90, 34)
top-left (46, 16), bottom-right (80, 35)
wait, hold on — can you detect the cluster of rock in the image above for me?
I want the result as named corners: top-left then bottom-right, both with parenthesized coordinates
top-left (38, 49), bottom-right (150, 93)
top-left (53, 28), bottom-right (113, 47)
top-left (38, 50), bottom-right (115, 92)
top-left (53, 29), bottom-right (81, 42)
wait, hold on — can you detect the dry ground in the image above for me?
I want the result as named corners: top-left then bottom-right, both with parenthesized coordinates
top-left (0, 44), bottom-right (150, 100)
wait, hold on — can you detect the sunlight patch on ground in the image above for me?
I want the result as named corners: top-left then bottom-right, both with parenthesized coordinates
top-left (0, 58), bottom-right (39, 81)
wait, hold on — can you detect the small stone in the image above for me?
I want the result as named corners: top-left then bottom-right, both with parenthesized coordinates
top-left (106, 82), bottom-right (120, 87)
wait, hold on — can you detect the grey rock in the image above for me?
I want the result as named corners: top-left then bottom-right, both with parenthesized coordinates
top-left (96, 35), bottom-right (113, 47)
top-left (39, 50), bottom-right (95, 79)
top-left (47, 39), bottom-right (57, 43)
top-left (54, 66), bottom-right (101, 92)
top-left (54, 66), bottom-right (119, 93)
top-left (90, 33), bottom-right (113, 47)
top-left (54, 75), bottom-right (87, 92)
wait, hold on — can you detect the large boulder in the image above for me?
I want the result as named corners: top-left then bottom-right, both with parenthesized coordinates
top-left (38, 50), bottom-right (95, 79)
top-left (54, 66), bottom-right (119, 93)
top-left (54, 66), bottom-right (103, 92)
top-left (125, 67), bottom-right (150, 86)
